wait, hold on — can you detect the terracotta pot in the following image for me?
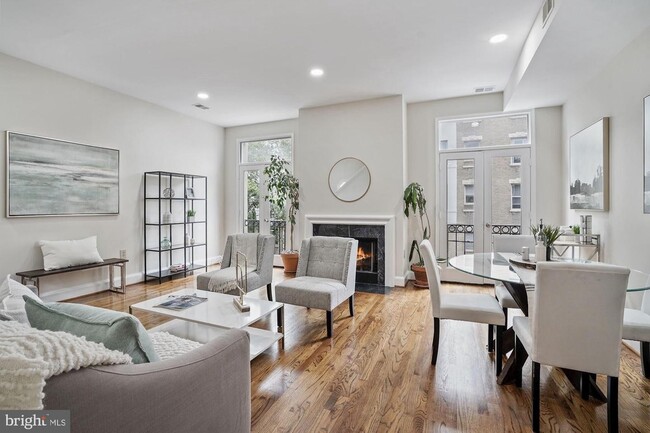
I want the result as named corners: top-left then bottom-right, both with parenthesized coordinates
top-left (411, 264), bottom-right (429, 288)
top-left (281, 252), bottom-right (299, 274)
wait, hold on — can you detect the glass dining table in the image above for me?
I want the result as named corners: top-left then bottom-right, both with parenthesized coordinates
top-left (448, 252), bottom-right (650, 400)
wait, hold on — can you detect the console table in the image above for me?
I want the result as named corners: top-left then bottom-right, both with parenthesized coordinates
top-left (16, 258), bottom-right (128, 296)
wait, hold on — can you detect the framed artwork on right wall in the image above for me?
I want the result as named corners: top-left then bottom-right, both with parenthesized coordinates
top-left (570, 117), bottom-right (609, 211)
top-left (644, 95), bottom-right (650, 213)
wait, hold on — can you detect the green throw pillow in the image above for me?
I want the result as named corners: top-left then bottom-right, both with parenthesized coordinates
top-left (24, 297), bottom-right (159, 364)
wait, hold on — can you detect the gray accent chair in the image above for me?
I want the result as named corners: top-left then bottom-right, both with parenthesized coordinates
top-left (43, 329), bottom-right (251, 433)
top-left (274, 236), bottom-right (358, 338)
top-left (197, 234), bottom-right (275, 300)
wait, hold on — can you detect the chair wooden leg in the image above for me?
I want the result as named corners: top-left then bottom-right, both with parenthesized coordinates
top-left (488, 325), bottom-right (494, 352)
top-left (581, 372), bottom-right (590, 400)
top-left (432, 317), bottom-right (440, 365)
top-left (266, 283), bottom-right (273, 301)
top-left (349, 295), bottom-right (355, 316)
top-left (641, 342), bottom-right (650, 379)
top-left (514, 336), bottom-right (523, 388)
top-left (532, 361), bottom-right (541, 433)
top-left (607, 376), bottom-right (619, 433)
top-left (326, 311), bottom-right (333, 338)
top-left (495, 325), bottom-right (505, 376)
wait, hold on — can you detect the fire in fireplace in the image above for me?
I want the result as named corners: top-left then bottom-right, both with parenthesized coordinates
top-left (356, 238), bottom-right (378, 284)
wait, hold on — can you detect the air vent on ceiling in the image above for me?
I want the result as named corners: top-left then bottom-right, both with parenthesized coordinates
top-left (474, 86), bottom-right (496, 94)
top-left (542, 0), bottom-right (555, 26)
top-left (193, 103), bottom-right (210, 110)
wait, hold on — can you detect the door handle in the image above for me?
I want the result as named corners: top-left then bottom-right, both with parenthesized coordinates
top-left (264, 219), bottom-right (270, 222)
top-left (485, 223), bottom-right (491, 228)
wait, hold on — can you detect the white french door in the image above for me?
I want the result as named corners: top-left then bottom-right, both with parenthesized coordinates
top-left (439, 148), bottom-right (531, 283)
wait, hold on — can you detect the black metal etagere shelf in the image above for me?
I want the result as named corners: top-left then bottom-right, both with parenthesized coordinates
top-left (144, 171), bottom-right (208, 284)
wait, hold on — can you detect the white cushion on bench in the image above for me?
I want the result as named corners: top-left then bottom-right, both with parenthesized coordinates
top-left (39, 236), bottom-right (103, 270)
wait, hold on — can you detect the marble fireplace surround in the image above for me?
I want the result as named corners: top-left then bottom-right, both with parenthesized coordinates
top-left (303, 215), bottom-right (395, 287)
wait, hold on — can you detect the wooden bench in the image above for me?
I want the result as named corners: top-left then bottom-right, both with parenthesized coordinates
top-left (16, 258), bottom-right (128, 296)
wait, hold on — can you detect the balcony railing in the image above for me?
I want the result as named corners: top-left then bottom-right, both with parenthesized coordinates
top-left (447, 224), bottom-right (521, 258)
top-left (244, 219), bottom-right (286, 254)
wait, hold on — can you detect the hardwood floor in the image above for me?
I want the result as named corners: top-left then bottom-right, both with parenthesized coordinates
top-left (69, 268), bottom-right (650, 433)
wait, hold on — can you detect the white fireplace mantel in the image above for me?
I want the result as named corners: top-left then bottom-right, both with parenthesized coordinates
top-left (303, 214), bottom-right (396, 287)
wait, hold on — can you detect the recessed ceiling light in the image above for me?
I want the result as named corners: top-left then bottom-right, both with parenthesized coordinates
top-left (489, 34), bottom-right (508, 44)
top-left (197, 92), bottom-right (209, 100)
top-left (310, 68), bottom-right (324, 77)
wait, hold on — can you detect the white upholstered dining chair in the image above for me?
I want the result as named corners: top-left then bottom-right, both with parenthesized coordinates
top-left (420, 240), bottom-right (506, 374)
top-left (513, 262), bottom-right (630, 433)
top-left (488, 235), bottom-right (536, 350)
top-left (623, 288), bottom-right (650, 379)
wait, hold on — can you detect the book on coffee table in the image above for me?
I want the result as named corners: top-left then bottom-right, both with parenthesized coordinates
top-left (155, 294), bottom-right (207, 311)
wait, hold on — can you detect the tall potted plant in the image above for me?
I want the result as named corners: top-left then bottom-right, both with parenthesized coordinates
top-left (403, 182), bottom-right (432, 288)
top-left (264, 155), bottom-right (300, 273)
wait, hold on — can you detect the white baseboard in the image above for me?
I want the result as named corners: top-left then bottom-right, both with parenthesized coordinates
top-left (40, 255), bottom-right (222, 302)
top-left (394, 275), bottom-right (408, 287)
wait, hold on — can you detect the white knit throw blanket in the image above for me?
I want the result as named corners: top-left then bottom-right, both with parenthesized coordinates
top-left (0, 321), bottom-right (132, 410)
top-left (149, 331), bottom-right (202, 360)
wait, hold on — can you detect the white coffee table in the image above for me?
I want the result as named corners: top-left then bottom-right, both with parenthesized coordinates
top-left (129, 288), bottom-right (284, 360)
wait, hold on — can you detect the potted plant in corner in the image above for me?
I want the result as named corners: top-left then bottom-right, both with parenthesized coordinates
top-left (264, 155), bottom-right (300, 274)
top-left (403, 182), bottom-right (432, 288)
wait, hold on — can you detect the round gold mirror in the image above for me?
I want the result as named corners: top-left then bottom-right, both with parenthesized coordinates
top-left (328, 157), bottom-right (371, 202)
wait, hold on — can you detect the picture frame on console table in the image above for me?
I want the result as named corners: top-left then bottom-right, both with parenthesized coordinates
top-left (569, 117), bottom-right (609, 211)
top-left (643, 95), bottom-right (650, 214)
top-left (6, 131), bottom-right (120, 217)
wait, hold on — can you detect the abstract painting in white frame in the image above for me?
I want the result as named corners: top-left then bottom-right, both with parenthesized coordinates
top-left (569, 118), bottom-right (609, 211)
top-left (6, 132), bottom-right (119, 217)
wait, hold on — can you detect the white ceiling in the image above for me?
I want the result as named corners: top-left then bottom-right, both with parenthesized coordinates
top-left (1, 1), bottom-right (647, 127)
top-left (0, 0), bottom-right (542, 127)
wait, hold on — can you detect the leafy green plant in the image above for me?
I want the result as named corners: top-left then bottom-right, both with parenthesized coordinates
top-left (186, 209), bottom-right (196, 217)
top-left (531, 224), bottom-right (562, 246)
top-left (264, 155), bottom-right (300, 252)
top-left (571, 225), bottom-right (580, 235)
top-left (403, 182), bottom-right (431, 266)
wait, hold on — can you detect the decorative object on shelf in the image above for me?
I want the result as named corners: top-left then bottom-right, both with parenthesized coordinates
top-left (162, 187), bottom-right (175, 198)
top-left (643, 95), bottom-right (650, 213)
top-left (190, 238), bottom-right (196, 245)
top-left (263, 155), bottom-right (300, 273)
top-left (185, 233), bottom-right (190, 245)
top-left (185, 187), bottom-right (195, 198)
top-left (6, 132), bottom-right (119, 217)
top-left (169, 263), bottom-right (187, 273)
top-left (232, 252), bottom-right (250, 312)
top-left (328, 157), bottom-right (371, 202)
top-left (403, 182), bottom-right (432, 288)
top-left (569, 117), bottom-right (609, 211)
top-left (187, 209), bottom-right (196, 222)
top-left (160, 237), bottom-right (172, 250)
top-left (581, 214), bottom-right (592, 243)
top-left (162, 211), bottom-right (172, 224)
top-left (571, 225), bottom-right (581, 235)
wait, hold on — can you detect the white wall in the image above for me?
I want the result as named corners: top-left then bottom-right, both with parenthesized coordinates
top-left (223, 118), bottom-right (299, 240)
top-left (562, 28), bottom-right (650, 282)
top-left (0, 53), bottom-right (225, 300)
top-left (298, 96), bottom-right (407, 283)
